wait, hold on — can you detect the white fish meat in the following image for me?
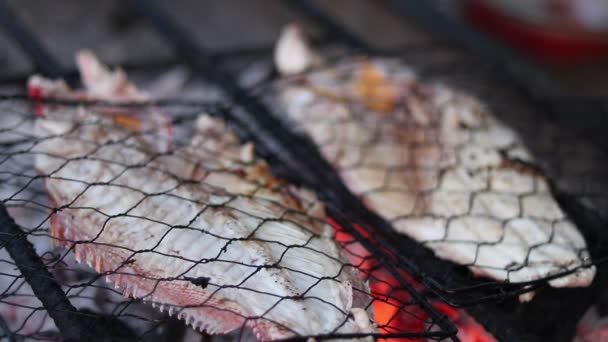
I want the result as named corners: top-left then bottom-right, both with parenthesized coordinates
top-left (30, 52), bottom-right (373, 340)
top-left (270, 27), bottom-right (595, 289)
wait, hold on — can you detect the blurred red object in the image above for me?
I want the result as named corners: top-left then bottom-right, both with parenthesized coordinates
top-left (465, 0), bottom-right (608, 63)
top-left (575, 307), bottom-right (608, 342)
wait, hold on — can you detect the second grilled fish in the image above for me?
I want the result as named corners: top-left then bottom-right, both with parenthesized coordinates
top-left (270, 26), bottom-right (595, 290)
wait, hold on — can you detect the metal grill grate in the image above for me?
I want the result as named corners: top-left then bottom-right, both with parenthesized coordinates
top-left (0, 0), bottom-right (606, 341)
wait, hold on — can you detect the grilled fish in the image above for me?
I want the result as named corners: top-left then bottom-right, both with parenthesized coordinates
top-left (30, 52), bottom-right (373, 340)
top-left (271, 26), bottom-right (595, 289)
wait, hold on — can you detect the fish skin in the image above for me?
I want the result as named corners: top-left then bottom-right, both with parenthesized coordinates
top-left (31, 53), bottom-right (373, 340)
top-left (271, 54), bottom-right (595, 289)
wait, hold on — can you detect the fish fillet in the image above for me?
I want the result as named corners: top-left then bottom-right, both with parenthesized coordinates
top-left (30, 51), bottom-right (373, 340)
top-left (270, 27), bottom-right (595, 288)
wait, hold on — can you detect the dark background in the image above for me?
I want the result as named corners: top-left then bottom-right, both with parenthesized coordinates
top-left (1, 0), bottom-right (608, 96)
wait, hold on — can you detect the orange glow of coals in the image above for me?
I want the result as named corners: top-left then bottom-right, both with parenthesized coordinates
top-left (434, 303), bottom-right (497, 342)
top-left (328, 218), bottom-right (496, 342)
top-left (371, 271), bottom-right (426, 342)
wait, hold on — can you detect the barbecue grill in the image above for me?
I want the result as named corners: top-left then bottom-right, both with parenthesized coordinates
top-left (0, 1), bottom-right (607, 341)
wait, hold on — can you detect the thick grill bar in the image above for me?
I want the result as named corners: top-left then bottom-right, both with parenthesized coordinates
top-left (0, 206), bottom-right (134, 341)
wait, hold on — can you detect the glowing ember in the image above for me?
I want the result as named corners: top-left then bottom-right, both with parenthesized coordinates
top-left (434, 303), bottom-right (496, 342)
top-left (330, 218), bottom-right (496, 341)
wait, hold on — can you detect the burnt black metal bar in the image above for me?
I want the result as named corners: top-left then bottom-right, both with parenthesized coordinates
top-left (0, 204), bottom-right (134, 341)
top-left (282, 0), bottom-right (372, 53)
top-left (126, 0), bottom-right (459, 339)
top-left (384, 0), bottom-right (608, 152)
top-left (0, 0), bottom-right (73, 84)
